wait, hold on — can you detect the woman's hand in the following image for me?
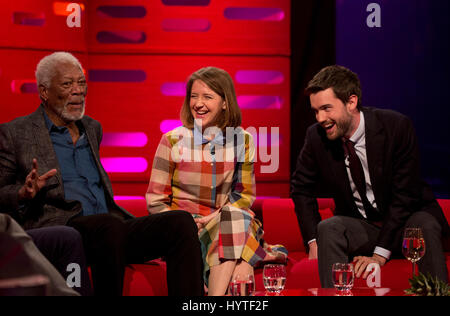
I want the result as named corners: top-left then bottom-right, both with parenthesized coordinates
top-left (194, 210), bottom-right (220, 235)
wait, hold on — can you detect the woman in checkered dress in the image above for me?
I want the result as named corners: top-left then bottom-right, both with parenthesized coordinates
top-left (146, 67), bottom-right (286, 296)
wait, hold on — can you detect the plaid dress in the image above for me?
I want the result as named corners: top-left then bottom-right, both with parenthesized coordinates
top-left (146, 126), bottom-right (285, 282)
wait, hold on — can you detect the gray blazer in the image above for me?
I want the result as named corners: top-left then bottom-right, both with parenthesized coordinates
top-left (0, 106), bottom-right (134, 229)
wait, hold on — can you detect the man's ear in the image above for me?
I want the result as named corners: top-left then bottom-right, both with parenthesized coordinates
top-left (38, 84), bottom-right (48, 102)
top-left (347, 95), bottom-right (358, 111)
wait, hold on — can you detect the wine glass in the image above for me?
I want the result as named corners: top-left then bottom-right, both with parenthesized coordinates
top-left (263, 264), bottom-right (287, 294)
top-left (402, 227), bottom-right (426, 277)
top-left (332, 263), bottom-right (354, 295)
top-left (228, 273), bottom-right (255, 296)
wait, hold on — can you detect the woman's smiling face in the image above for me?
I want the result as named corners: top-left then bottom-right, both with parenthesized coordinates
top-left (189, 79), bottom-right (226, 129)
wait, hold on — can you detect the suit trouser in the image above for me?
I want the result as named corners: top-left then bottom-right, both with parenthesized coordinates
top-left (68, 211), bottom-right (205, 296)
top-left (317, 211), bottom-right (448, 288)
top-left (27, 226), bottom-right (92, 296)
top-left (0, 214), bottom-right (79, 296)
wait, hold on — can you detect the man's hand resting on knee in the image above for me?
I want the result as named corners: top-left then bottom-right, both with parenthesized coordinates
top-left (353, 254), bottom-right (386, 279)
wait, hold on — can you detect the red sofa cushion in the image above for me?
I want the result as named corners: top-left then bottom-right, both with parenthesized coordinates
top-left (123, 260), bottom-right (168, 296)
top-left (263, 198), bottom-right (450, 290)
top-left (115, 197), bottom-right (148, 217)
top-left (262, 198), bottom-right (334, 252)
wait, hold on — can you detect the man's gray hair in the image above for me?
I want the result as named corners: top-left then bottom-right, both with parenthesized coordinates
top-left (35, 52), bottom-right (83, 88)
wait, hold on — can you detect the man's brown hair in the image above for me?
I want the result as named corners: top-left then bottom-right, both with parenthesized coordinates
top-left (305, 65), bottom-right (362, 109)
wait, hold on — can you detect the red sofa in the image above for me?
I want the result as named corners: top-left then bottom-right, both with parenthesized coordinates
top-left (115, 197), bottom-right (450, 295)
top-left (262, 198), bottom-right (450, 290)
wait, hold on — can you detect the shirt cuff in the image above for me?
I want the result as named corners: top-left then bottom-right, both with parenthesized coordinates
top-left (374, 246), bottom-right (391, 260)
top-left (308, 239), bottom-right (316, 244)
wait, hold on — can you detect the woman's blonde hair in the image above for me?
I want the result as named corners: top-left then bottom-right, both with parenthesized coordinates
top-left (180, 66), bottom-right (241, 130)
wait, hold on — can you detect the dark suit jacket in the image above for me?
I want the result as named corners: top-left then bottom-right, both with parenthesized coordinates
top-left (291, 107), bottom-right (450, 253)
top-left (0, 106), bottom-right (134, 229)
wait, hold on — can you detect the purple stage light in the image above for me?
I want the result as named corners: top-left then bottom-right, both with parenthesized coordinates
top-left (12, 12), bottom-right (46, 26)
top-left (88, 69), bottom-right (146, 82)
top-left (96, 6), bottom-right (147, 18)
top-left (224, 7), bottom-right (285, 21)
top-left (161, 0), bottom-right (210, 6)
top-left (96, 31), bottom-right (147, 44)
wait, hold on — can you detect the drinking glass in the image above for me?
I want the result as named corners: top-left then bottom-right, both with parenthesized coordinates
top-left (228, 274), bottom-right (255, 296)
top-left (263, 264), bottom-right (287, 294)
top-left (332, 263), bottom-right (354, 294)
top-left (402, 227), bottom-right (426, 277)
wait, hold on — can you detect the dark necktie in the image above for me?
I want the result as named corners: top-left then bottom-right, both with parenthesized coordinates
top-left (343, 139), bottom-right (381, 222)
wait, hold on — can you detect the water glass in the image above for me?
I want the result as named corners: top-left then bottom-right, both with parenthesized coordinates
top-left (229, 274), bottom-right (255, 296)
top-left (263, 264), bottom-right (287, 293)
top-left (332, 263), bottom-right (354, 293)
top-left (402, 227), bottom-right (426, 277)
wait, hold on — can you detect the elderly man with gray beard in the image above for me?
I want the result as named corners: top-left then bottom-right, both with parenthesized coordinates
top-left (0, 52), bottom-right (204, 296)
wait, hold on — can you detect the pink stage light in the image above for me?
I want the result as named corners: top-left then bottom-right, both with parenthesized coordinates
top-left (238, 96), bottom-right (283, 109)
top-left (161, 18), bottom-right (211, 32)
top-left (101, 132), bottom-right (148, 147)
top-left (113, 196), bottom-right (145, 201)
top-left (160, 120), bottom-right (182, 133)
top-left (161, 82), bottom-right (186, 96)
top-left (101, 157), bottom-right (148, 173)
top-left (235, 70), bottom-right (284, 85)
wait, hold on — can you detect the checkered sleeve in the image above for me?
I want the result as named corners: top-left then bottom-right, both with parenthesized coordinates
top-left (229, 131), bottom-right (256, 210)
top-left (146, 133), bottom-right (175, 214)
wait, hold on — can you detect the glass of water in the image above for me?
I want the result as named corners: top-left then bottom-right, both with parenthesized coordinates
top-left (229, 274), bottom-right (255, 296)
top-left (263, 264), bottom-right (287, 294)
top-left (332, 263), bottom-right (354, 294)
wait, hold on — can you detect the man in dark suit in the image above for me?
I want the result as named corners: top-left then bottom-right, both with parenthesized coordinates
top-left (291, 65), bottom-right (450, 287)
top-left (0, 52), bottom-right (204, 296)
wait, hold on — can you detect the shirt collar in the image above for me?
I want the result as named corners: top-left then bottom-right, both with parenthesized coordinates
top-left (43, 109), bottom-right (62, 132)
top-left (193, 124), bottom-right (225, 146)
top-left (42, 106), bottom-right (85, 135)
top-left (347, 111), bottom-right (365, 145)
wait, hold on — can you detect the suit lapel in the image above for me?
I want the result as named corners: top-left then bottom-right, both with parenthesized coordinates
top-left (321, 130), bottom-right (360, 214)
top-left (363, 108), bottom-right (385, 210)
top-left (30, 107), bottom-right (64, 198)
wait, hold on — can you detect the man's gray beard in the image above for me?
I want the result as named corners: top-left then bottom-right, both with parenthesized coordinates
top-left (60, 102), bottom-right (85, 122)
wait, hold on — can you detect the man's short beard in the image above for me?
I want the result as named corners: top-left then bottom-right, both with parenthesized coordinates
top-left (60, 102), bottom-right (85, 123)
top-left (325, 114), bottom-right (353, 140)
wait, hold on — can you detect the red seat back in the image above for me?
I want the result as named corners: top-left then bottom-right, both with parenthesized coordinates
top-left (262, 198), bottom-right (335, 252)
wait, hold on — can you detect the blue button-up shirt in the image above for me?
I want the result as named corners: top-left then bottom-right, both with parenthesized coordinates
top-left (44, 112), bottom-right (108, 216)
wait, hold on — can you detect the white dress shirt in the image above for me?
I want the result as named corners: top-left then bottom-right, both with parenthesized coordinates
top-left (344, 112), bottom-right (391, 260)
top-left (309, 112), bottom-right (391, 260)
